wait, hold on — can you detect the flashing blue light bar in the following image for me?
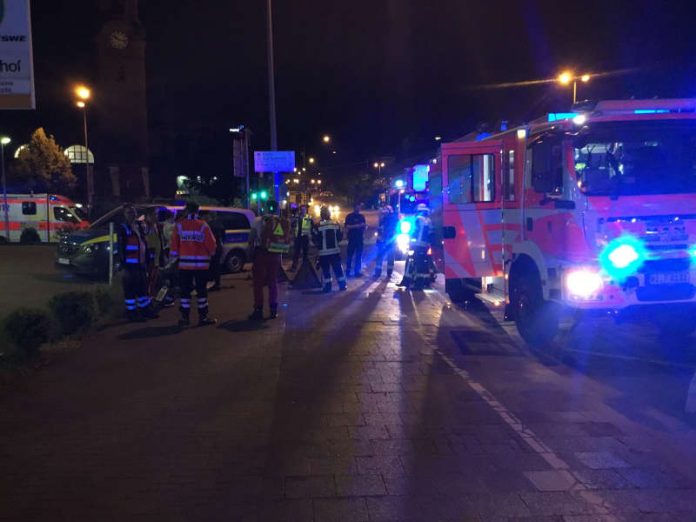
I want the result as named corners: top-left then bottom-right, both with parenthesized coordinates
top-left (475, 132), bottom-right (492, 142)
top-left (633, 109), bottom-right (670, 114)
top-left (547, 112), bottom-right (578, 122)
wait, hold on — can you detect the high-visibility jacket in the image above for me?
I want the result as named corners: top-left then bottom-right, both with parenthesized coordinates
top-left (170, 216), bottom-right (217, 270)
top-left (119, 222), bottom-right (147, 267)
top-left (314, 220), bottom-right (342, 256)
top-left (300, 216), bottom-right (314, 237)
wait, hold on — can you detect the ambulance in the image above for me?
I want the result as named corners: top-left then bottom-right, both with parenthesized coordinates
top-left (434, 99), bottom-right (696, 345)
top-left (0, 193), bottom-right (88, 243)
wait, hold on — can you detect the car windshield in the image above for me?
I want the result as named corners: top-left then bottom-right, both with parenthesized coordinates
top-left (573, 120), bottom-right (696, 196)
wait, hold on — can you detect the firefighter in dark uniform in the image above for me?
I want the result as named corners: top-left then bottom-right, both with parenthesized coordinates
top-left (400, 204), bottom-right (434, 290)
top-left (374, 204), bottom-right (398, 279)
top-left (119, 204), bottom-right (158, 321)
top-left (313, 206), bottom-right (347, 293)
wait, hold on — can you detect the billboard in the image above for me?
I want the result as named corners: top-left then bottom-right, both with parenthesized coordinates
top-left (0, 0), bottom-right (35, 110)
top-left (254, 151), bottom-right (295, 173)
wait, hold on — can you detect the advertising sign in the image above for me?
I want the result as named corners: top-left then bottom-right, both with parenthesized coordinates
top-left (0, 0), bottom-right (35, 110)
top-left (254, 151), bottom-right (295, 173)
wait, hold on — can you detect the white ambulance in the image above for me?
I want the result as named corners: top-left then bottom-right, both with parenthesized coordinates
top-left (0, 193), bottom-right (89, 243)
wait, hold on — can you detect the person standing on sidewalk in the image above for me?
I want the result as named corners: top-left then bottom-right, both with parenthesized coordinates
top-left (289, 205), bottom-right (313, 271)
top-left (205, 211), bottom-right (225, 292)
top-left (119, 204), bottom-right (157, 321)
top-left (248, 200), bottom-right (291, 320)
top-left (143, 207), bottom-right (165, 298)
top-left (344, 203), bottom-right (366, 277)
top-left (169, 201), bottom-right (217, 327)
top-left (374, 204), bottom-right (398, 279)
top-left (314, 206), bottom-right (347, 293)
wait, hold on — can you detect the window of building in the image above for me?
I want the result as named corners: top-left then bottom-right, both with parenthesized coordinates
top-left (22, 202), bottom-right (37, 215)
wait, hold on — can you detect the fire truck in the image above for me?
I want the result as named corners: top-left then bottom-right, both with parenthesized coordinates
top-left (433, 99), bottom-right (696, 345)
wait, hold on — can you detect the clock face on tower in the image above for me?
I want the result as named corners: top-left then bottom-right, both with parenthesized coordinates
top-left (109, 30), bottom-right (129, 50)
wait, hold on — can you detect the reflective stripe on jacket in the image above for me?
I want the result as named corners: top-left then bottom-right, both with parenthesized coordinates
top-left (119, 222), bottom-right (147, 267)
top-left (315, 220), bottom-right (342, 256)
top-left (170, 216), bottom-right (217, 270)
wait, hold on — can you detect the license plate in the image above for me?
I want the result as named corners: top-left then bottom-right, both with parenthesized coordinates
top-left (648, 271), bottom-right (690, 285)
top-left (57, 258), bottom-right (70, 265)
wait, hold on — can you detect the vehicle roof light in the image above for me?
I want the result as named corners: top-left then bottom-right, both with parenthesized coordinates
top-left (547, 112), bottom-right (578, 122)
top-left (633, 109), bottom-right (670, 114)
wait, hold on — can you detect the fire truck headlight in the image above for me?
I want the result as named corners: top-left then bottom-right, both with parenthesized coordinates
top-left (398, 219), bottom-right (412, 235)
top-left (396, 234), bottom-right (411, 254)
top-left (565, 269), bottom-right (603, 299)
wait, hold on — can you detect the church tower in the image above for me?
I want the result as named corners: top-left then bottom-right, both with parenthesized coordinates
top-left (95, 0), bottom-right (149, 199)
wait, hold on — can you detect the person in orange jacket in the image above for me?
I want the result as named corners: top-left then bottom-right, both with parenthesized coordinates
top-left (169, 201), bottom-right (217, 327)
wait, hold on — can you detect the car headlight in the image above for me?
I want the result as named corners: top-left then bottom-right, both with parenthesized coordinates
top-left (565, 268), bottom-right (603, 299)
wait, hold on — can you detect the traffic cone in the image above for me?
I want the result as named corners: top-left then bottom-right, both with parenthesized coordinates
top-left (290, 258), bottom-right (322, 289)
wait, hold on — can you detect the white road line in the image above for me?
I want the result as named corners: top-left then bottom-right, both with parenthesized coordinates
top-left (408, 285), bottom-right (618, 518)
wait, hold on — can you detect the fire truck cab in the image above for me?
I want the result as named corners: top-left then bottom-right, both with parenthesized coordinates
top-left (436, 99), bottom-right (696, 345)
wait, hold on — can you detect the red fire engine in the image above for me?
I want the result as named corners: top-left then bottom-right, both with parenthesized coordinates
top-left (432, 99), bottom-right (696, 345)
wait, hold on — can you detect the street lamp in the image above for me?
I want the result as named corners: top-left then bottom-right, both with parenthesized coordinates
top-left (322, 135), bottom-right (331, 144)
top-left (308, 156), bottom-right (316, 165)
top-left (1, 136), bottom-right (10, 241)
top-left (74, 84), bottom-right (93, 212)
top-left (373, 161), bottom-right (386, 176)
top-left (557, 70), bottom-right (591, 104)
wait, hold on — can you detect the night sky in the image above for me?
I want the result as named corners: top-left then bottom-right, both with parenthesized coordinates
top-left (4, 0), bottom-right (696, 191)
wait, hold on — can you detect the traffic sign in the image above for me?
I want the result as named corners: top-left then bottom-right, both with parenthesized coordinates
top-left (254, 151), bottom-right (295, 173)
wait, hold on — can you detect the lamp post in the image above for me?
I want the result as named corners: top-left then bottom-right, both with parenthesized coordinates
top-left (557, 71), bottom-right (591, 104)
top-left (74, 85), bottom-right (92, 213)
top-left (1, 136), bottom-right (10, 241)
top-left (373, 161), bottom-right (386, 177)
top-left (266, 0), bottom-right (280, 206)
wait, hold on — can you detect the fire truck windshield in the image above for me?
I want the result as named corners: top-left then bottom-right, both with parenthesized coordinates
top-left (573, 120), bottom-right (696, 196)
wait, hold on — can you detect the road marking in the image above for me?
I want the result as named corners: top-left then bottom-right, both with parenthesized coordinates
top-left (404, 285), bottom-right (618, 518)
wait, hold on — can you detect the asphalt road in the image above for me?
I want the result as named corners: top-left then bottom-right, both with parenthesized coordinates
top-left (1, 246), bottom-right (696, 521)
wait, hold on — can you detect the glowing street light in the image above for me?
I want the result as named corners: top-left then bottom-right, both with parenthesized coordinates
top-left (557, 71), bottom-right (591, 104)
top-left (308, 157), bottom-right (316, 165)
top-left (74, 85), bottom-right (91, 101)
top-left (373, 161), bottom-right (386, 176)
top-left (73, 84), bottom-right (93, 211)
top-left (322, 135), bottom-right (331, 144)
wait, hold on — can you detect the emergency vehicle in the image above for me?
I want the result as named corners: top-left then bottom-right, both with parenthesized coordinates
top-left (57, 205), bottom-right (254, 278)
top-left (0, 194), bottom-right (88, 243)
top-left (433, 99), bottom-right (696, 345)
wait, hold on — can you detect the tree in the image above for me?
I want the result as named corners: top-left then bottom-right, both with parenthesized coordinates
top-left (10, 128), bottom-right (75, 193)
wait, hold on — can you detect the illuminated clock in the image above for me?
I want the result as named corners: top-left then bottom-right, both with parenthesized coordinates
top-left (109, 31), bottom-right (129, 50)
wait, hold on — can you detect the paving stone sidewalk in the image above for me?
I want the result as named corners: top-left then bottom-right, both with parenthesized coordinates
top-left (1, 268), bottom-right (696, 521)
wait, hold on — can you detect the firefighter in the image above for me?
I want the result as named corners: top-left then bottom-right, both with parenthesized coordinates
top-left (344, 202), bottom-right (367, 277)
top-left (313, 206), bottom-right (346, 293)
top-left (119, 204), bottom-right (157, 321)
top-left (374, 204), bottom-right (397, 279)
top-left (289, 205), bottom-right (314, 271)
top-left (169, 201), bottom-right (218, 327)
top-left (400, 204), bottom-right (433, 290)
top-left (248, 200), bottom-right (291, 320)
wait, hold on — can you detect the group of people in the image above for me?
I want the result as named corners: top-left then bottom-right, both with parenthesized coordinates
top-left (119, 198), bottom-right (435, 326)
top-left (119, 201), bottom-right (222, 326)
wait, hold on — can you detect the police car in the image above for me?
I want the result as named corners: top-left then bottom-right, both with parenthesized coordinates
top-left (56, 204), bottom-right (254, 279)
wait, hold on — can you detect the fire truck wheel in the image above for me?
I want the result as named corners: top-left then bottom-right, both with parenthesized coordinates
top-left (512, 274), bottom-right (559, 347)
